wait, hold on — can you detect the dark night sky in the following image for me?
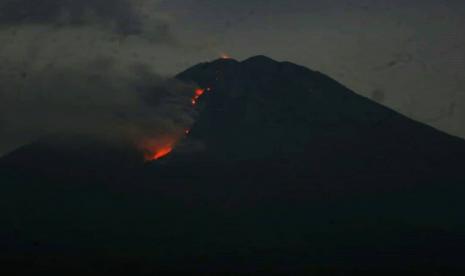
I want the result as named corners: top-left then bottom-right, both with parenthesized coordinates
top-left (0, 0), bottom-right (464, 155)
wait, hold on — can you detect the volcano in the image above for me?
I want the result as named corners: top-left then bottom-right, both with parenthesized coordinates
top-left (164, 55), bottom-right (465, 193)
top-left (1, 56), bottom-right (465, 275)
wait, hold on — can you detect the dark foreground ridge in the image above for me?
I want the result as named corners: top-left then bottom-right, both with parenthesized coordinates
top-left (1, 55), bottom-right (465, 275)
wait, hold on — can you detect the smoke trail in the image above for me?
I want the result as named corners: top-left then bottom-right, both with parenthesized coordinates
top-left (0, 0), bottom-right (197, 156)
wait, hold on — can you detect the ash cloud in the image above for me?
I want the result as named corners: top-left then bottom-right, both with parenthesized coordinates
top-left (0, 0), bottom-right (194, 156)
top-left (0, 57), bottom-right (196, 155)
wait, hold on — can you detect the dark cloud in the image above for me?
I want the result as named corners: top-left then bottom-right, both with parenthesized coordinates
top-left (0, 0), bottom-right (170, 37)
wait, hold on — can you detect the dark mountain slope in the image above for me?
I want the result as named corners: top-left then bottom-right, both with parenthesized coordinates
top-left (169, 55), bottom-right (465, 190)
top-left (0, 134), bottom-right (143, 182)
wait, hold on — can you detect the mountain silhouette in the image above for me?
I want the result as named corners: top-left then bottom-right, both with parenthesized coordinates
top-left (1, 56), bottom-right (465, 275)
top-left (165, 55), bottom-right (465, 192)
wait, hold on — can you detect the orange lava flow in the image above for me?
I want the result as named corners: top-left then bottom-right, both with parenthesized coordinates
top-left (141, 87), bottom-right (212, 161)
top-left (195, 88), bottom-right (205, 96)
top-left (191, 88), bottom-right (206, 106)
top-left (143, 144), bottom-right (173, 161)
top-left (152, 146), bottom-right (173, 160)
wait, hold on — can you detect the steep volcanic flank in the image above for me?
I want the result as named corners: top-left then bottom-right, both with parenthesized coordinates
top-left (1, 56), bottom-right (465, 273)
top-left (168, 56), bottom-right (465, 187)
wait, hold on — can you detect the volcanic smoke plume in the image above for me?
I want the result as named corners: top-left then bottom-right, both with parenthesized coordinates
top-left (0, 0), bottom-right (196, 158)
top-left (0, 59), bottom-right (196, 158)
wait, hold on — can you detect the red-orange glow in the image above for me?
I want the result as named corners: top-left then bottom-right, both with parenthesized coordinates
top-left (143, 144), bottom-right (173, 161)
top-left (191, 88), bottom-right (207, 106)
top-left (195, 88), bottom-right (205, 96)
top-left (152, 146), bottom-right (173, 160)
top-left (220, 53), bottom-right (231, 59)
top-left (140, 137), bottom-right (177, 162)
top-left (139, 86), bottom-right (212, 161)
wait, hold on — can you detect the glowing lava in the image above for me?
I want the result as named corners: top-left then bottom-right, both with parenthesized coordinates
top-left (151, 146), bottom-right (173, 160)
top-left (191, 88), bottom-right (206, 106)
top-left (140, 136), bottom-right (176, 162)
top-left (195, 88), bottom-right (205, 96)
top-left (143, 144), bottom-right (173, 161)
top-left (141, 87), bottom-right (212, 162)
